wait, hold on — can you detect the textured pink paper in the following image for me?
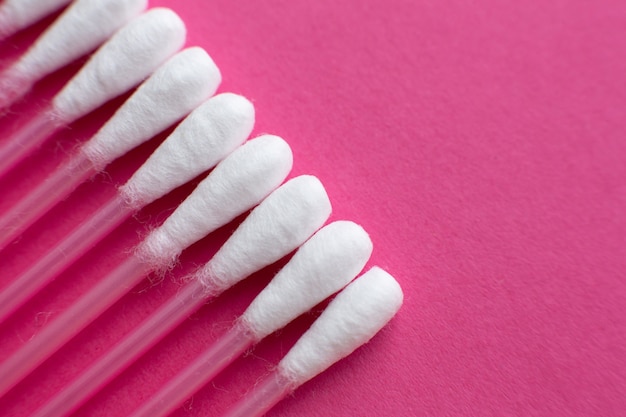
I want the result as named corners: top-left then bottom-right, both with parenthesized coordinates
top-left (0, 0), bottom-right (625, 416)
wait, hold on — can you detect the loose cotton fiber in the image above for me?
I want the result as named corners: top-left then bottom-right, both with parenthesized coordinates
top-left (0, 0), bottom-right (148, 109)
top-left (0, 0), bottom-right (72, 41)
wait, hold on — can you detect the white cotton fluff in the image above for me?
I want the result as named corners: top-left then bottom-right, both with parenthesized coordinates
top-left (241, 221), bottom-right (374, 341)
top-left (119, 93), bottom-right (255, 209)
top-left (0, 0), bottom-right (148, 109)
top-left (278, 267), bottom-right (403, 386)
top-left (200, 175), bottom-right (333, 293)
top-left (136, 135), bottom-right (293, 269)
top-left (81, 47), bottom-right (222, 170)
top-left (0, 0), bottom-right (72, 40)
top-left (52, 8), bottom-right (187, 123)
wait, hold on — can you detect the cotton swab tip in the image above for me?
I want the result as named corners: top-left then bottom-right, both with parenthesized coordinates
top-left (201, 175), bottom-right (332, 292)
top-left (2, 0), bottom-right (148, 109)
top-left (135, 134), bottom-right (293, 269)
top-left (53, 7), bottom-right (187, 123)
top-left (82, 46), bottom-right (222, 169)
top-left (279, 266), bottom-right (403, 386)
top-left (241, 220), bottom-right (374, 341)
top-left (223, 267), bottom-right (402, 417)
top-left (0, 0), bottom-right (72, 41)
top-left (120, 92), bottom-right (255, 209)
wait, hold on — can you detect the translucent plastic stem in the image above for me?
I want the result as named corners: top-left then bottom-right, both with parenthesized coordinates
top-left (0, 108), bottom-right (65, 178)
top-left (32, 279), bottom-right (215, 417)
top-left (0, 149), bottom-right (97, 251)
top-left (0, 254), bottom-right (151, 397)
top-left (130, 321), bottom-right (256, 417)
top-left (223, 370), bottom-right (295, 417)
top-left (0, 192), bottom-right (131, 324)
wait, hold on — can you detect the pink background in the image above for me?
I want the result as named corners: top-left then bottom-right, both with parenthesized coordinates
top-left (1, 0), bottom-right (625, 416)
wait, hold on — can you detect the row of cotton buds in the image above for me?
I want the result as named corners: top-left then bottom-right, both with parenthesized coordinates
top-left (0, 1), bottom-right (403, 416)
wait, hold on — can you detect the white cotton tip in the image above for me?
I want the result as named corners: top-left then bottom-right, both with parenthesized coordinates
top-left (52, 7), bottom-right (187, 123)
top-left (241, 221), bottom-right (374, 341)
top-left (119, 93), bottom-right (255, 209)
top-left (0, 0), bottom-right (72, 40)
top-left (278, 267), bottom-right (403, 386)
top-left (82, 47), bottom-right (222, 170)
top-left (0, 0), bottom-right (148, 109)
top-left (135, 135), bottom-right (293, 269)
top-left (200, 175), bottom-right (332, 292)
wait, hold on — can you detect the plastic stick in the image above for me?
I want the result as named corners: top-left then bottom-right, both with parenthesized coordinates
top-left (0, 108), bottom-right (64, 178)
top-left (0, 92), bottom-right (256, 323)
top-left (0, 254), bottom-right (151, 397)
top-left (222, 371), bottom-right (294, 417)
top-left (31, 279), bottom-right (212, 417)
top-left (0, 131), bottom-right (285, 396)
top-left (0, 149), bottom-right (97, 252)
top-left (127, 220), bottom-right (374, 417)
top-left (32, 175), bottom-right (332, 417)
top-left (0, 192), bottom-right (132, 324)
top-left (129, 321), bottom-right (255, 417)
top-left (0, 45), bottom-right (223, 250)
